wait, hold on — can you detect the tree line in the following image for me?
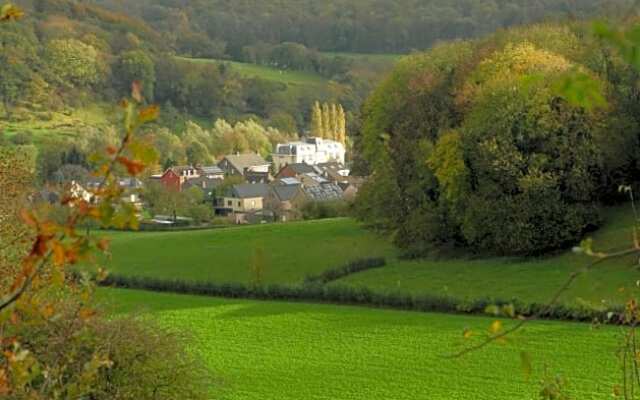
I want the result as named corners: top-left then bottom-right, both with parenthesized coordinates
top-left (95, 0), bottom-right (635, 56)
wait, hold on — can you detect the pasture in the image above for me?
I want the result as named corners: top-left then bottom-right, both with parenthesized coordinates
top-left (103, 218), bottom-right (396, 285)
top-left (103, 288), bottom-right (620, 400)
top-left (104, 206), bottom-right (637, 310)
top-left (335, 205), bottom-right (637, 309)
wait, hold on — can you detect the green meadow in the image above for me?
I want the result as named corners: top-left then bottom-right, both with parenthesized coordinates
top-left (104, 218), bottom-right (396, 284)
top-left (104, 205), bottom-right (637, 309)
top-left (102, 288), bottom-right (620, 400)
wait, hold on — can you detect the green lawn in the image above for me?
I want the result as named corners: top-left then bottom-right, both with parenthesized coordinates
top-left (103, 218), bottom-right (396, 284)
top-left (102, 288), bottom-right (621, 400)
top-left (335, 206), bottom-right (638, 309)
top-left (176, 57), bottom-right (327, 86)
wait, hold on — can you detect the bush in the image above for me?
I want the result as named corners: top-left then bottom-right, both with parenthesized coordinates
top-left (301, 200), bottom-right (349, 220)
top-left (3, 294), bottom-right (211, 399)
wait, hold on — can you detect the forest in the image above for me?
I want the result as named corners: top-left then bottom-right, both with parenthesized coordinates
top-left (94, 0), bottom-right (635, 55)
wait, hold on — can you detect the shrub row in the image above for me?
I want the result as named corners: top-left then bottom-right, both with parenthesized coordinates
top-left (100, 274), bottom-right (626, 324)
top-left (303, 258), bottom-right (387, 285)
top-left (90, 223), bottom-right (232, 233)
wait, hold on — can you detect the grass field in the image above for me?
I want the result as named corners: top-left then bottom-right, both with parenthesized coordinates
top-left (102, 288), bottom-right (621, 400)
top-left (104, 206), bottom-right (638, 310)
top-left (104, 218), bottom-right (396, 285)
top-left (176, 57), bottom-right (327, 86)
top-left (335, 206), bottom-right (638, 309)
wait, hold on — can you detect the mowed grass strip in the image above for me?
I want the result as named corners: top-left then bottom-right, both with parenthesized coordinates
top-left (104, 218), bottom-right (396, 285)
top-left (103, 288), bottom-right (621, 400)
top-left (336, 205), bottom-right (639, 309)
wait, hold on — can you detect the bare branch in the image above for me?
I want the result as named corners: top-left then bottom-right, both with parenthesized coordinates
top-left (447, 247), bottom-right (640, 358)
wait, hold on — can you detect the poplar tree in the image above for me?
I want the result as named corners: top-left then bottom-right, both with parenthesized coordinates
top-left (311, 101), bottom-right (323, 138)
top-left (330, 103), bottom-right (338, 140)
top-left (337, 104), bottom-right (347, 144)
top-left (321, 102), bottom-right (331, 139)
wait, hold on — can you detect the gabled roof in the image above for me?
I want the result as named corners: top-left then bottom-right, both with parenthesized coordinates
top-left (271, 184), bottom-right (301, 202)
top-left (220, 154), bottom-right (269, 173)
top-left (303, 182), bottom-right (343, 202)
top-left (230, 183), bottom-right (270, 199)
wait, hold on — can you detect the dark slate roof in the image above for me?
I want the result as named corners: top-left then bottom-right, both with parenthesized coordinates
top-left (271, 184), bottom-right (300, 202)
top-left (220, 154), bottom-right (269, 173)
top-left (303, 183), bottom-right (343, 202)
top-left (286, 163), bottom-right (318, 175)
top-left (231, 183), bottom-right (270, 199)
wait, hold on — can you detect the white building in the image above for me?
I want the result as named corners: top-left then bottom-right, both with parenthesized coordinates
top-left (272, 137), bottom-right (345, 172)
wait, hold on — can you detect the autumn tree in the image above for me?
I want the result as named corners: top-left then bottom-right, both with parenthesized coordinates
top-left (311, 101), bottom-right (323, 138)
top-left (44, 38), bottom-right (104, 88)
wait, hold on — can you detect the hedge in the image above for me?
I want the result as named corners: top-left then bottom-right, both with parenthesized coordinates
top-left (304, 258), bottom-right (387, 284)
top-left (98, 274), bottom-right (626, 324)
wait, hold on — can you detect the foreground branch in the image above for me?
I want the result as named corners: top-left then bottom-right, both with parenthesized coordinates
top-left (448, 247), bottom-right (640, 358)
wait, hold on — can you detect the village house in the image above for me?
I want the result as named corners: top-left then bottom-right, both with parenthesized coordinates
top-left (153, 165), bottom-right (224, 192)
top-left (264, 179), bottom-right (306, 222)
top-left (218, 153), bottom-right (270, 179)
top-left (272, 137), bottom-right (346, 172)
top-left (216, 183), bottom-right (270, 223)
top-left (274, 163), bottom-right (320, 180)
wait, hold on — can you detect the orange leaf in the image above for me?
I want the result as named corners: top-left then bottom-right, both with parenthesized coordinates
top-left (106, 146), bottom-right (118, 155)
top-left (19, 209), bottom-right (37, 227)
top-left (79, 308), bottom-right (96, 321)
top-left (41, 304), bottom-right (55, 319)
top-left (65, 248), bottom-right (79, 265)
top-left (51, 241), bottom-right (65, 267)
top-left (138, 105), bottom-right (159, 124)
top-left (97, 238), bottom-right (110, 252)
top-left (0, 368), bottom-right (9, 396)
top-left (116, 156), bottom-right (145, 176)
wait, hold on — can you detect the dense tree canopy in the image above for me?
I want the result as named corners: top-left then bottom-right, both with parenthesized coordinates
top-left (95, 0), bottom-right (634, 56)
top-left (356, 23), bottom-right (640, 256)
